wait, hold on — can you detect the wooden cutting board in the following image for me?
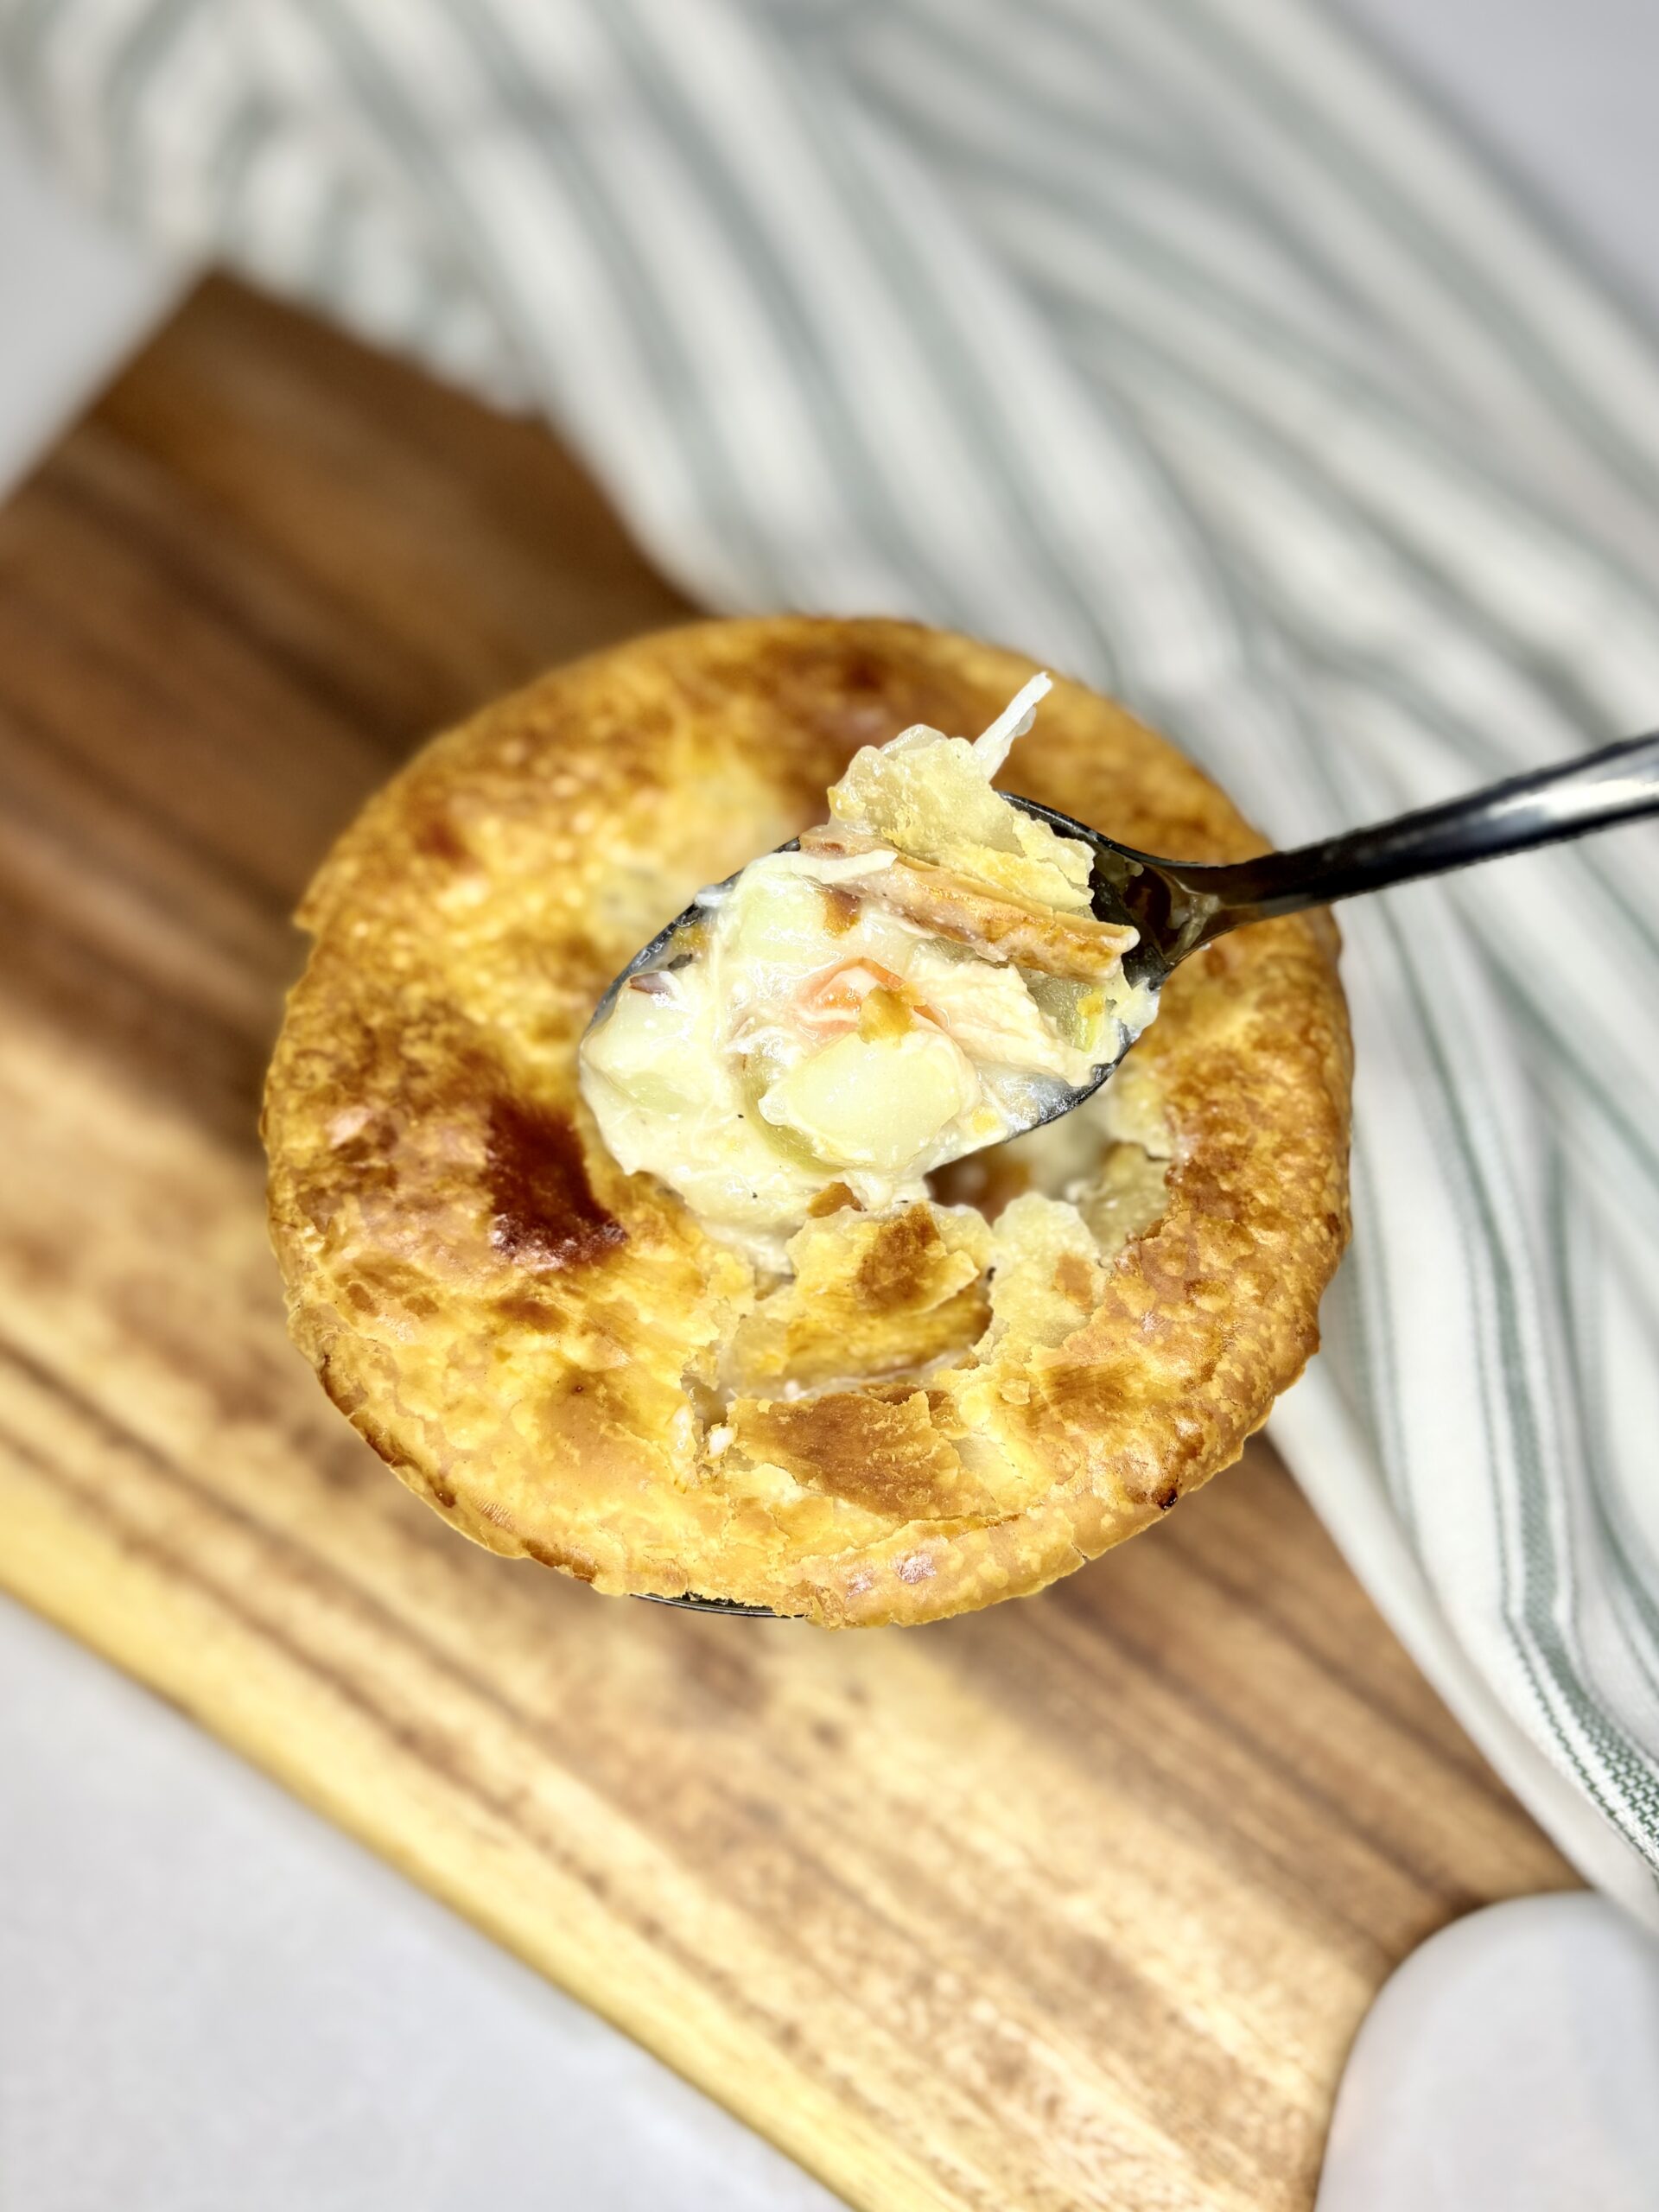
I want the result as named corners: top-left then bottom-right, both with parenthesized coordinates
top-left (0, 278), bottom-right (1573, 2212)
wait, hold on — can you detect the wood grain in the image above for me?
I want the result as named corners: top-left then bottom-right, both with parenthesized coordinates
top-left (0, 276), bottom-right (1574, 2212)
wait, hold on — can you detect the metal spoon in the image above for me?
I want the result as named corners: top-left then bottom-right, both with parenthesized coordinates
top-left (612, 727), bottom-right (1659, 1615)
top-left (1013, 725), bottom-right (1659, 1123)
top-left (601, 728), bottom-right (1659, 1117)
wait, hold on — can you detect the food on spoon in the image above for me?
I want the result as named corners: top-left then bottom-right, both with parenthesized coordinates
top-left (264, 618), bottom-right (1351, 1626)
top-left (579, 674), bottom-right (1157, 1261)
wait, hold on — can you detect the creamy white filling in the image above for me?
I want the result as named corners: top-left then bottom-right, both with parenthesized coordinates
top-left (580, 678), bottom-right (1157, 1261)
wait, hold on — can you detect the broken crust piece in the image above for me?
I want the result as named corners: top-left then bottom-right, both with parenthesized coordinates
top-left (798, 826), bottom-right (1138, 982)
top-left (723, 1200), bottom-right (993, 1395)
top-left (264, 615), bottom-right (1352, 1628)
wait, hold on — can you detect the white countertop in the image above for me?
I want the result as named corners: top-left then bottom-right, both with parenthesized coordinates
top-left (4, 7), bottom-right (1659, 2205)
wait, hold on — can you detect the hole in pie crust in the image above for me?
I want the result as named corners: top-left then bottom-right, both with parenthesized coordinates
top-left (702, 1084), bottom-right (1175, 1427)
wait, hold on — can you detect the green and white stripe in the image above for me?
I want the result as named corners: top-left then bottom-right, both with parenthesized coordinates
top-left (8, 0), bottom-right (1657, 1915)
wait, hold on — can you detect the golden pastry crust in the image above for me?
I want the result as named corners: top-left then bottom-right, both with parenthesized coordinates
top-left (264, 617), bottom-right (1351, 1625)
top-left (797, 830), bottom-right (1140, 979)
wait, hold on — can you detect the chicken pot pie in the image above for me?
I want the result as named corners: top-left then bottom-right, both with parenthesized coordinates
top-left (264, 617), bottom-right (1352, 1626)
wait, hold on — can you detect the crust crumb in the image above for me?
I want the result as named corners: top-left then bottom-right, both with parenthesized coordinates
top-left (806, 1179), bottom-right (861, 1218)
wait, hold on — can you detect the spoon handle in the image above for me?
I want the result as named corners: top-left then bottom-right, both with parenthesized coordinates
top-left (1181, 729), bottom-right (1659, 933)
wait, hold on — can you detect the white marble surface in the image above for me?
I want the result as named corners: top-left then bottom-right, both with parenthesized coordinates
top-left (4, 5), bottom-right (1659, 2206)
top-left (0, 92), bottom-right (181, 499)
top-left (0, 1603), bottom-right (840, 2212)
top-left (1316, 1896), bottom-right (1659, 2212)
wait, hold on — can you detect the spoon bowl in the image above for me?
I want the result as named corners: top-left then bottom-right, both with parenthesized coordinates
top-left (597, 728), bottom-right (1659, 1136)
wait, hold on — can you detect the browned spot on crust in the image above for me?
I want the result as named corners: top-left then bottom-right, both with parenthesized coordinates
top-left (854, 1204), bottom-right (949, 1313)
top-left (523, 1535), bottom-right (601, 1583)
top-left (493, 1293), bottom-right (569, 1331)
top-left (1053, 1252), bottom-right (1095, 1306)
top-left (1154, 1479), bottom-right (1180, 1512)
top-left (733, 630), bottom-right (988, 779)
top-left (486, 1099), bottom-right (626, 1271)
top-left (737, 1389), bottom-right (992, 1520)
top-left (1033, 1359), bottom-right (1138, 1433)
top-left (355, 1414), bottom-right (416, 1473)
top-left (316, 1351), bottom-right (364, 1419)
top-left (413, 809), bottom-right (471, 866)
top-left (358, 1407), bottom-right (457, 1513)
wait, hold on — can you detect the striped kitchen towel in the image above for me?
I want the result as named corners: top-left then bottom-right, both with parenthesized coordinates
top-left (6, 0), bottom-right (1658, 1920)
